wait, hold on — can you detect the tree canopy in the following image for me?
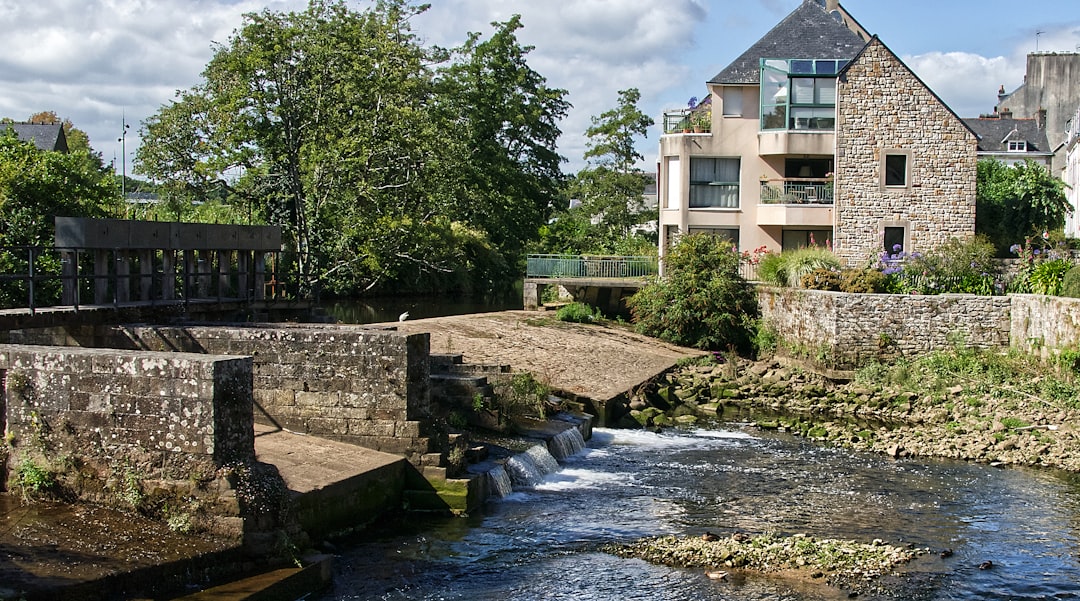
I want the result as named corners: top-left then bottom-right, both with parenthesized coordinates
top-left (976, 158), bottom-right (1071, 255)
top-left (136, 0), bottom-right (569, 297)
top-left (542, 88), bottom-right (656, 255)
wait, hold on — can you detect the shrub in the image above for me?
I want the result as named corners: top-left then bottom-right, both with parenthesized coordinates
top-left (629, 233), bottom-right (758, 351)
top-left (840, 268), bottom-right (888, 293)
top-left (1061, 266), bottom-right (1080, 298)
top-left (757, 247), bottom-right (841, 288)
top-left (887, 236), bottom-right (998, 295)
top-left (801, 268), bottom-right (842, 291)
top-left (1029, 258), bottom-right (1072, 296)
top-left (556, 302), bottom-right (601, 323)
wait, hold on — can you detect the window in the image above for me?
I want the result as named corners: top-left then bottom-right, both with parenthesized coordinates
top-left (782, 229), bottom-right (833, 251)
top-left (723, 87), bottom-right (743, 117)
top-left (689, 158), bottom-right (740, 208)
top-left (882, 150), bottom-right (911, 188)
top-left (688, 227), bottom-right (740, 248)
top-left (665, 156), bottom-right (681, 209)
top-left (1008, 140), bottom-right (1028, 152)
top-left (883, 227), bottom-right (905, 254)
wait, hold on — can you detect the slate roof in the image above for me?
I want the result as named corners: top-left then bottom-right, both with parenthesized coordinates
top-left (962, 117), bottom-right (1051, 154)
top-left (709, 0), bottom-right (868, 85)
top-left (3, 123), bottom-right (69, 152)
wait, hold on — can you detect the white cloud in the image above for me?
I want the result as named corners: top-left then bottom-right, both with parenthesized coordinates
top-left (902, 51), bottom-right (1020, 118)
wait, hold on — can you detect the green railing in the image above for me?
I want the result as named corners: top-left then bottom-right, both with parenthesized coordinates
top-left (526, 254), bottom-right (658, 279)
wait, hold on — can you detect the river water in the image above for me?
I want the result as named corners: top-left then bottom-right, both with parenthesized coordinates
top-left (317, 425), bottom-right (1080, 600)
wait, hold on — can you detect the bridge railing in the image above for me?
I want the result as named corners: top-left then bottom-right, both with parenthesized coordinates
top-left (526, 254), bottom-right (658, 279)
top-left (0, 245), bottom-right (291, 314)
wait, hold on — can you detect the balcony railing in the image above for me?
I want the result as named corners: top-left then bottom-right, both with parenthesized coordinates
top-left (758, 178), bottom-right (833, 204)
top-left (663, 108), bottom-right (711, 134)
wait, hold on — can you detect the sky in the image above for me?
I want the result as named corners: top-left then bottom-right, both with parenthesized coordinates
top-left (2, 0), bottom-right (1079, 178)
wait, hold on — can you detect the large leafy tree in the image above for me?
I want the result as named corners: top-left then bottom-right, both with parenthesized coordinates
top-left (137, 0), bottom-right (458, 295)
top-left (977, 158), bottom-right (1071, 255)
top-left (556, 88), bottom-right (656, 253)
top-left (0, 132), bottom-right (120, 306)
top-left (436, 15), bottom-right (570, 260)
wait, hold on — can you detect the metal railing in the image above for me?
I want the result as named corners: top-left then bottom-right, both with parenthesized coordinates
top-left (662, 108), bottom-right (711, 134)
top-left (759, 178), bottom-right (834, 204)
top-left (526, 254), bottom-right (658, 279)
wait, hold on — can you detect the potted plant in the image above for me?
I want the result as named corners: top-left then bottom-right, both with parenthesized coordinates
top-left (693, 109), bottom-right (711, 133)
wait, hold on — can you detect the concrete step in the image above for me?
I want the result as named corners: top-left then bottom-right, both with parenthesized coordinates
top-left (172, 554), bottom-right (332, 601)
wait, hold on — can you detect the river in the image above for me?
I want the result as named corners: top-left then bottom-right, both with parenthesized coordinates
top-left (316, 424), bottom-right (1080, 600)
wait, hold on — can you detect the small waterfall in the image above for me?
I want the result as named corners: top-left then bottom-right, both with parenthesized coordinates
top-left (505, 444), bottom-right (560, 487)
top-left (547, 427), bottom-right (586, 461)
top-left (487, 464), bottom-right (514, 499)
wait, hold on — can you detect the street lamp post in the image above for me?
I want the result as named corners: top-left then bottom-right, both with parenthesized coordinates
top-left (118, 116), bottom-right (130, 199)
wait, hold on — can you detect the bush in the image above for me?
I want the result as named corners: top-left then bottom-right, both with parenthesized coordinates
top-left (1061, 266), bottom-right (1080, 298)
top-left (629, 233), bottom-right (758, 351)
top-left (801, 268), bottom-right (842, 291)
top-left (757, 247), bottom-right (842, 288)
top-left (840, 268), bottom-right (888, 293)
top-left (886, 236), bottom-right (998, 295)
top-left (556, 302), bottom-right (601, 323)
top-left (1029, 258), bottom-right (1072, 296)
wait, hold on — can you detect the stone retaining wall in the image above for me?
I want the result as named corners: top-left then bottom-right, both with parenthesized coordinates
top-left (1, 344), bottom-right (253, 537)
top-left (1010, 294), bottom-right (1080, 357)
top-left (759, 288), bottom-right (1013, 368)
top-left (12, 324), bottom-right (435, 465)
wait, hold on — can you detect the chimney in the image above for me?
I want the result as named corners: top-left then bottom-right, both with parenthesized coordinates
top-left (1000, 107), bottom-right (1013, 119)
top-left (997, 85), bottom-right (1008, 103)
top-left (1036, 108), bottom-right (1047, 129)
top-left (825, 0), bottom-right (839, 10)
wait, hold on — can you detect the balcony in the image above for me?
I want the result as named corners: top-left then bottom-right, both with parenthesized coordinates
top-left (757, 178), bottom-right (834, 227)
top-left (759, 178), bottom-right (833, 204)
top-left (662, 108), bottom-right (711, 134)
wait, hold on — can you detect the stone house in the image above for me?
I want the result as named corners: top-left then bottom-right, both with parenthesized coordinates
top-left (3, 122), bottom-right (69, 152)
top-left (657, 0), bottom-right (976, 267)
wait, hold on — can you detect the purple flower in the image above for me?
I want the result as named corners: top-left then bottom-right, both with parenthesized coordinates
top-left (892, 244), bottom-right (903, 252)
top-left (1009, 244), bottom-right (1022, 255)
top-left (1034, 249), bottom-right (1042, 255)
top-left (687, 96), bottom-right (698, 109)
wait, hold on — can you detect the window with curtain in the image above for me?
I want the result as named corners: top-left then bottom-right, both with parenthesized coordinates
top-left (689, 158), bottom-right (740, 208)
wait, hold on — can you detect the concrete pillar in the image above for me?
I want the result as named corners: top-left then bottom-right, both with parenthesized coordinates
top-left (523, 281), bottom-right (542, 310)
top-left (254, 251), bottom-right (267, 301)
top-left (60, 250), bottom-right (78, 305)
top-left (94, 250), bottom-right (109, 304)
top-left (162, 251), bottom-right (176, 301)
top-left (115, 252), bottom-right (131, 303)
top-left (138, 250), bottom-right (154, 301)
top-left (237, 251), bottom-right (251, 300)
top-left (218, 250), bottom-right (233, 299)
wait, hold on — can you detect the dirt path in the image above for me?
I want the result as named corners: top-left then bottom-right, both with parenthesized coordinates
top-left (385, 311), bottom-right (705, 403)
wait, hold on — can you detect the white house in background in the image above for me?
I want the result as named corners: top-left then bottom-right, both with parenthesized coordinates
top-left (1063, 104), bottom-right (1080, 239)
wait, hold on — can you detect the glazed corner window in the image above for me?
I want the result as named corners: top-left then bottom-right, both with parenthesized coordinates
top-left (883, 152), bottom-right (909, 187)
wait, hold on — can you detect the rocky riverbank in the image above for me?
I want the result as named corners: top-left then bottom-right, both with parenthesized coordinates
top-left (623, 355), bottom-right (1080, 472)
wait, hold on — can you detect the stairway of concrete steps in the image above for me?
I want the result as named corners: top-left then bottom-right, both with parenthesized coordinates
top-left (402, 353), bottom-right (511, 513)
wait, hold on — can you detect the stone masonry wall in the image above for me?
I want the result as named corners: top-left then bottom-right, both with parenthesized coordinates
top-left (1, 345), bottom-right (253, 537)
top-left (834, 38), bottom-right (977, 265)
top-left (1010, 294), bottom-right (1080, 357)
top-left (13, 324), bottom-right (435, 465)
top-left (759, 288), bottom-right (1012, 369)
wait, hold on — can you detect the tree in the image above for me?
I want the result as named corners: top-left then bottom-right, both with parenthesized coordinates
top-left (137, 0), bottom-right (459, 295)
top-left (558, 88), bottom-right (656, 252)
top-left (628, 233), bottom-right (757, 351)
top-left (976, 158), bottom-right (1071, 255)
top-left (437, 15), bottom-right (570, 259)
top-left (0, 132), bottom-right (120, 306)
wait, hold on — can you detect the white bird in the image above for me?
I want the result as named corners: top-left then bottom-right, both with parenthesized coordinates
top-left (398, 311), bottom-right (409, 322)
